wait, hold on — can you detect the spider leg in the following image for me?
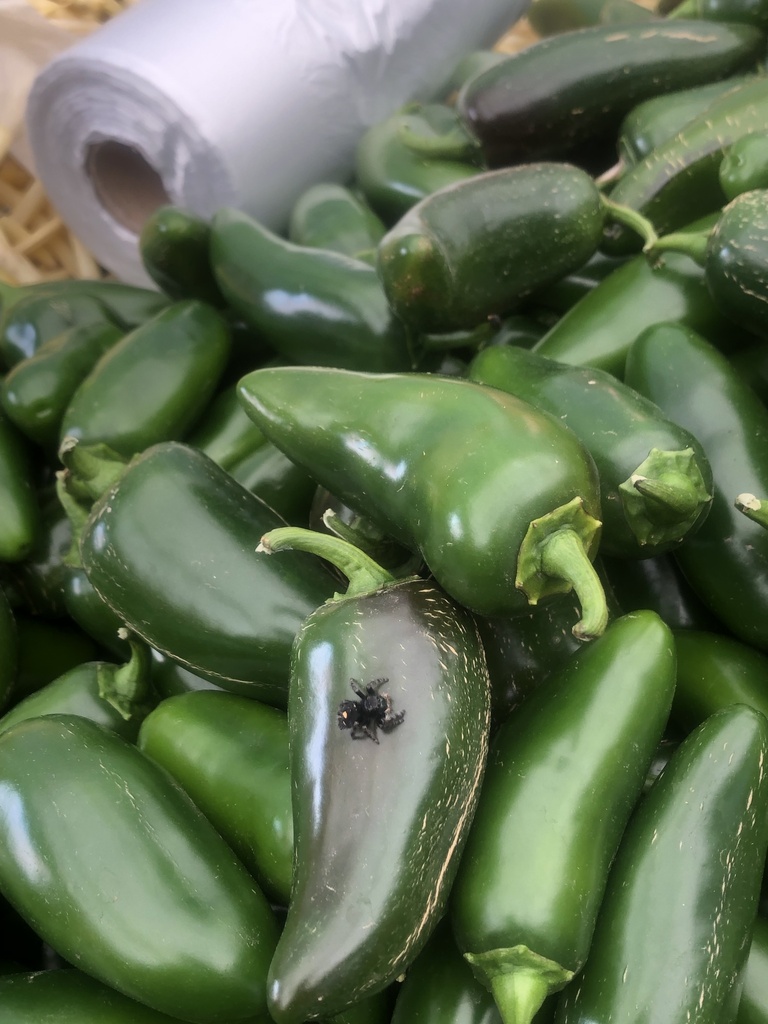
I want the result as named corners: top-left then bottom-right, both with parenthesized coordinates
top-left (349, 678), bottom-right (367, 700)
top-left (380, 709), bottom-right (406, 733)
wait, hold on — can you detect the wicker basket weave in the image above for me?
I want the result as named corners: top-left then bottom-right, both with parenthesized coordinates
top-left (0, 1), bottom-right (538, 287)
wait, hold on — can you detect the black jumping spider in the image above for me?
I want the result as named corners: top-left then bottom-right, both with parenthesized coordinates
top-left (337, 678), bottom-right (405, 743)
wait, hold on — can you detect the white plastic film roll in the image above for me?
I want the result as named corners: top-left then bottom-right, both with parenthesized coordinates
top-left (25, 0), bottom-right (526, 285)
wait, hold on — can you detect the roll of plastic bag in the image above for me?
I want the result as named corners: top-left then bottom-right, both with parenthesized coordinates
top-left (25, 0), bottom-right (527, 286)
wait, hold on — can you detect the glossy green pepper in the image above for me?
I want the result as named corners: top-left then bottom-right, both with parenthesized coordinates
top-left (0, 969), bottom-right (195, 1023)
top-left (475, 560), bottom-right (623, 725)
top-left (616, 76), bottom-right (753, 168)
top-left (604, 75), bottom-right (768, 253)
top-left (0, 280), bottom-right (167, 367)
top-left (354, 103), bottom-right (480, 225)
top-left (672, 629), bottom-right (768, 733)
top-left (259, 528), bottom-right (491, 1024)
top-left (237, 365), bottom-right (608, 636)
top-left (0, 630), bottom-right (153, 741)
top-left (624, 321), bottom-right (768, 651)
top-left (390, 917), bottom-right (504, 1024)
top-left (652, 189), bottom-right (768, 339)
top-left (1, 321), bottom-right (124, 448)
top-left (468, 345), bottom-right (712, 558)
top-left (79, 442), bottom-right (336, 704)
top-left (456, 21), bottom-right (764, 168)
top-left (0, 715), bottom-right (280, 1022)
top-left (554, 704), bottom-right (768, 1024)
top-left (139, 205), bottom-right (225, 307)
top-left (185, 383), bottom-right (269, 471)
top-left (60, 300), bottom-right (231, 457)
top-left (138, 691), bottom-right (293, 904)
top-left (288, 182), bottom-right (387, 263)
top-left (228, 443), bottom-right (318, 527)
top-left (451, 611), bottom-right (675, 1024)
top-left (719, 133), bottom-right (768, 198)
top-left (531, 214), bottom-right (750, 378)
top-left (0, 410), bottom-right (40, 563)
top-left (210, 207), bottom-right (415, 372)
top-left (376, 163), bottom-right (624, 336)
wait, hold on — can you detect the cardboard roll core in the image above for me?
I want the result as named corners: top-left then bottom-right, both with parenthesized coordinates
top-left (86, 140), bottom-right (170, 234)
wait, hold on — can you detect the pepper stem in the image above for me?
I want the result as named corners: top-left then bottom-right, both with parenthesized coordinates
top-left (632, 475), bottom-right (700, 523)
top-left (397, 115), bottom-right (480, 162)
top-left (594, 160), bottom-right (625, 188)
top-left (735, 493), bottom-right (768, 530)
top-left (515, 497), bottom-right (606, 641)
top-left (538, 530), bottom-right (609, 641)
top-left (646, 230), bottom-right (709, 266)
top-left (97, 627), bottom-right (153, 720)
top-left (58, 435), bottom-right (129, 504)
top-left (258, 526), bottom-right (398, 599)
top-left (490, 970), bottom-right (553, 1024)
top-left (465, 945), bottom-right (574, 1024)
top-left (600, 197), bottom-right (659, 251)
top-left (618, 447), bottom-right (711, 547)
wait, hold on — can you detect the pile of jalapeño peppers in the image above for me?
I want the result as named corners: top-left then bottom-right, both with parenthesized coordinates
top-left (9, 5), bottom-right (768, 1024)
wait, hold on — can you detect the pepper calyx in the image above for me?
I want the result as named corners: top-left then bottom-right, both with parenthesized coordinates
top-left (515, 497), bottom-right (606, 641)
top-left (97, 628), bottom-right (153, 721)
top-left (735, 492), bottom-right (768, 530)
top-left (619, 447), bottom-right (711, 547)
top-left (465, 944), bottom-right (574, 1024)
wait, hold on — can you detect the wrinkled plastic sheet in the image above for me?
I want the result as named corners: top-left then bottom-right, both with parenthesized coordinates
top-left (25, 0), bottom-right (528, 284)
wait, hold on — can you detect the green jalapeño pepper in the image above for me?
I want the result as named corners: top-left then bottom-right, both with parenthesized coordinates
top-left (451, 611), bottom-right (675, 1024)
top-left (652, 189), bottom-right (768, 339)
top-left (456, 21), bottom-right (764, 168)
top-left (468, 345), bottom-right (713, 558)
top-left (0, 321), bottom-right (124, 449)
top-left (624, 322), bottom-right (768, 651)
top-left (603, 75), bottom-right (768, 254)
top-left (288, 182), bottom-right (387, 263)
top-left (138, 205), bottom-right (225, 307)
top-left (79, 442), bottom-right (336, 704)
top-left (390, 917), bottom-right (504, 1024)
top-left (0, 969), bottom-right (195, 1023)
top-left (615, 77), bottom-right (753, 169)
top-left (0, 629), bottom-right (154, 741)
top-left (0, 281), bottom-right (168, 368)
top-left (354, 103), bottom-right (481, 225)
top-left (672, 628), bottom-right (768, 734)
top-left (719, 134), bottom-right (768, 199)
top-left (0, 411), bottom-right (40, 563)
top-left (530, 214), bottom-right (748, 378)
top-left (60, 300), bottom-right (231, 458)
top-left (237, 366), bottom-right (608, 637)
top-left (554, 704), bottom-right (768, 1024)
top-left (375, 163), bottom-right (649, 337)
top-left (0, 715), bottom-right (280, 1023)
top-left (258, 528), bottom-right (491, 1024)
top-left (210, 207), bottom-right (415, 372)
top-left (138, 691), bottom-right (293, 905)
